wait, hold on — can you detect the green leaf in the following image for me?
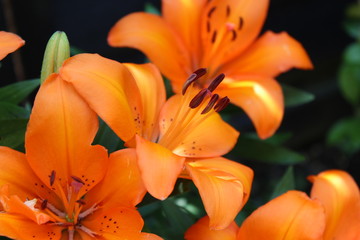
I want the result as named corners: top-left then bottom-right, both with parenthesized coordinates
top-left (282, 84), bottom-right (315, 107)
top-left (344, 3), bottom-right (360, 39)
top-left (327, 117), bottom-right (360, 154)
top-left (0, 119), bottom-right (28, 149)
top-left (270, 166), bottom-right (295, 199)
top-left (230, 135), bottom-right (305, 165)
top-left (145, 2), bottom-right (160, 15)
top-left (0, 102), bottom-right (30, 120)
top-left (0, 79), bottom-right (39, 104)
top-left (93, 119), bottom-right (124, 153)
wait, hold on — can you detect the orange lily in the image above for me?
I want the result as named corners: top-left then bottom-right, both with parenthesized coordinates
top-left (0, 31), bottom-right (24, 60)
top-left (185, 170), bottom-right (360, 240)
top-left (0, 73), bottom-right (161, 240)
top-left (59, 53), bottom-right (253, 229)
top-left (108, 0), bottom-right (313, 139)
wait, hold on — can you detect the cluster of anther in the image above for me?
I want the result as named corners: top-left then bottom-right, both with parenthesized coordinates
top-left (182, 68), bottom-right (230, 114)
top-left (206, 4), bottom-right (244, 43)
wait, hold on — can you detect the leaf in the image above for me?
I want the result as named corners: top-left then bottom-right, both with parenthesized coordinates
top-left (0, 119), bottom-right (28, 149)
top-left (281, 83), bottom-right (315, 107)
top-left (270, 166), bottom-right (295, 200)
top-left (0, 79), bottom-right (39, 104)
top-left (327, 117), bottom-right (360, 154)
top-left (0, 102), bottom-right (30, 120)
top-left (145, 2), bottom-right (160, 15)
top-left (93, 119), bottom-right (124, 153)
top-left (344, 3), bottom-right (360, 39)
top-left (229, 135), bottom-right (305, 165)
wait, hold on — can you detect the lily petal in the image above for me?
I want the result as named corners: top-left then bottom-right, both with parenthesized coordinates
top-left (25, 74), bottom-right (108, 197)
top-left (101, 232), bottom-right (163, 240)
top-left (185, 216), bottom-right (238, 240)
top-left (217, 76), bottom-right (283, 139)
top-left (108, 12), bottom-right (191, 85)
top-left (124, 63), bottom-right (166, 142)
top-left (159, 94), bottom-right (239, 157)
top-left (60, 53), bottom-right (142, 143)
top-left (185, 158), bottom-right (253, 230)
top-left (136, 135), bottom-right (185, 200)
top-left (221, 31), bottom-right (313, 78)
top-left (309, 170), bottom-right (360, 240)
top-left (237, 191), bottom-right (326, 240)
top-left (85, 149), bottom-right (146, 209)
top-left (0, 213), bottom-right (62, 240)
top-left (0, 31), bottom-right (25, 60)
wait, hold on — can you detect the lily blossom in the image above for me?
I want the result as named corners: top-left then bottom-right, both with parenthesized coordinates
top-left (0, 31), bottom-right (24, 60)
top-left (108, 0), bottom-right (313, 139)
top-left (0, 73), bottom-right (161, 240)
top-left (185, 170), bottom-right (360, 240)
top-left (60, 53), bottom-right (253, 229)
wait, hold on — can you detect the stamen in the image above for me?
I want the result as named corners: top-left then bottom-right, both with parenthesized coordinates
top-left (214, 97), bottom-right (230, 112)
top-left (207, 6), bottom-right (216, 18)
top-left (231, 30), bottom-right (237, 41)
top-left (211, 31), bottom-right (217, 43)
top-left (201, 94), bottom-right (219, 114)
top-left (71, 176), bottom-right (85, 185)
top-left (41, 199), bottom-right (48, 210)
top-left (226, 5), bottom-right (231, 17)
top-left (207, 73), bottom-right (225, 92)
top-left (49, 170), bottom-right (56, 186)
top-left (68, 229), bottom-right (75, 240)
top-left (76, 199), bottom-right (86, 205)
top-left (238, 17), bottom-right (244, 30)
top-left (182, 68), bottom-right (207, 95)
top-left (77, 225), bottom-right (97, 237)
top-left (189, 89), bottom-right (210, 108)
top-left (78, 203), bottom-right (99, 219)
top-left (45, 201), bottom-right (66, 217)
top-left (226, 22), bottom-right (235, 31)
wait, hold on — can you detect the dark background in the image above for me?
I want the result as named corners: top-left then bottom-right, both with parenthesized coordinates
top-left (0, 0), bottom-right (358, 187)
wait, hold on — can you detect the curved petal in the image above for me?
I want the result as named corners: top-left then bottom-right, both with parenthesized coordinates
top-left (185, 216), bottom-right (238, 240)
top-left (60, 53), bottom-right (141, 143)
top-left (85, 149), bottom-right (146, 209)
top-left (221, 31), bottom-right (313, 78)
top-left (101, 232), bottom-right (163, 240)
top-left (309, 170), bottom-right (360, 240)
top-left (108, 12), bottom-right (191, 85)
top-left (237, 191), bottom-right (326, 240)
top-left (185, 158), bottom-right (253, 230)
top-left (0, 213), bottom-right (63, 240)
top-left (0, 31), bottom-right (25, 60)
top-left (159, 94), bottom-right (239, 157)
top-left (0, 147), bottom-right (60, 207)
top-left (217, 76), bottom-right (283, 139)
top-left (25, 74), bottom-right (108, 197)
top-left (136, 135), bottom-right (185, 200)
top-left (124, 63), bottom-right (166, 142)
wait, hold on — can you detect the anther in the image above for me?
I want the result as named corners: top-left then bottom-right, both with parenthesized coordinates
top-left (226, 5), bottom-right (231, 17)
top-left (211, 31), bottom-right (217, 43)
top-left (189, 89), bottom-right (210, 108)
top-left (41, 199), bottom-right (48, 210)
top-left (182, 68), bottom-right (207, 95)
top-left (76, 199), bottom-right (86, 205)
top-left (207, 73), bottom-right (225, 92)
top-left (201, 94), bottom-right (219, 114)
top-left (214, 97), bottom-right (230, 112)
top-left (207, 6), bottom-right (216, 18)
top-left (71, 176), bottom-right (85, 185)
top-left (49, 170), bottom-right (56, 186)
top-left (238, 17), bottom-right (244, 30)
top-left (231, 30), bottom-right (237, 41)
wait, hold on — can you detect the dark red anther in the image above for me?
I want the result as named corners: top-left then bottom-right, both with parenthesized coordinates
top-left (207, 6), bottom-right (216, 18)
top-left (201, 94), bottom-right (219, 114)
top-left (231, 30), bottom-right (237, 41)
top-left (76, 199), bottom-right (86, 205)
top-left (182, 68), bottom-right (207, 95)
top-left (41, 199), bottom-right (48, 210)
top-left (71, 176), bottom-right (85, 185)
top-left (207, 73), bottom-right (225, 92)
top-left (238, 17), bottom-right (244, 30)
top-left (49, 170), bottom-right (56, 186)
top-left (189, 89), bottom-right (210, 108)
top-left (226, 5), bottom-right (231, 17)
top-left (214, 96), bottom-right (230, 112)
top-left (211, 31), bottom-right (217, 43)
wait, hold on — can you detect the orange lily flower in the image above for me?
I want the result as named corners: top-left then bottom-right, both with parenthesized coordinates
top-left (185, 170), bottom-right (360, 240)
top-left (0, 31), bottom-right (24, 60)
top-left (59, 53), bottom-right (253, 229)
top-left (107, 0), bottom-right (313, 139)
top-left (0, 73), bottom-right (161, 240)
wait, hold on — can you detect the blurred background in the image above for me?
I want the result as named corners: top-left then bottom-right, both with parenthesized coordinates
top-left (0, 0), bottom-right (359, 238)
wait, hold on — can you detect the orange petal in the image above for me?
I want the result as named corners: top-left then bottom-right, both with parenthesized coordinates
top-left (25, 74), bottom-right (108, 197)
top-left (217, 76), bottom-right (283, 139)
top-left (84, 149), bottom-right (146, 209)
top-left (185, 158), bottom-right (253, 230)
top-left (0, 31), bottom-right (25, 60)
top-left (81, 206), bottom-right (144, 235)
top-left (108, 12), bottom-right (191, 87)
top-left (0, 213), bottom-right (63, 240)
top-left (309, 170), bottom-right (360, 240)
top-left (101, 232), bottom-right (163, 240)
top-left (135, 135), bottom-right (185, 200)
top-left (221, 31), bottom-right (313, 78)
top-left (124, 63), bottom-right (166, 142)
top-left (60, 53), bottom-right (142, 143)
top-left (159, 94), bottom-right (239, 157)
top-left (185, 216), bottom-right (238, 240)
top-left (237, 191), bottom-right (325, 240)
